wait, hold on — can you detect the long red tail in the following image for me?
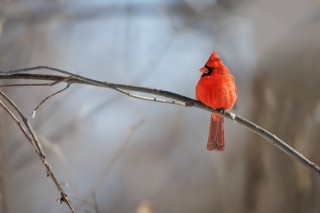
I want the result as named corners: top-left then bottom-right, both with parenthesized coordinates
top-left (207, 114), bottom-right (224, 151)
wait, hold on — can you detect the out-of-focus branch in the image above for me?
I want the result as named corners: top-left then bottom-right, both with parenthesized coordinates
top-left (33, 83), bottom-right (70, 112)
top-left (0, 66), bottom-right (319, 177)
top-left (71, 192), bottom-right (100, 213)
top-left (0, 91), bottom-right (75, 213)
top-left (0, 110), bottom-right (7, 213)
top-left (94, 119), bottom-right (144, 191)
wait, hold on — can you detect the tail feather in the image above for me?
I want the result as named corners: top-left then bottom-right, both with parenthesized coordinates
top-left (207, 114), bottom-right (224, 151)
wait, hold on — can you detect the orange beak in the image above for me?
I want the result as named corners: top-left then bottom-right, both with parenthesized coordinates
top-left (199, 66), bottom-right (209, 74)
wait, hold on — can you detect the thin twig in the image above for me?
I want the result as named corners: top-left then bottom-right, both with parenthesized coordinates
top-left (0, 83), bottom-right (54, 87)
top-left (114, 88), bottom-right (186, 106)
top-left (94, 119), bottom-right (144, 191)
top-left (0, 91), bottom-right (75, 212)
top-left (0, 66), bottom-right (319, 176)
top-left (0, 76), bottom-right (72, 113)
top-left (0, 109), bottom-right (8, 213)
top-left (0, 100), bottom-right (33, 144)
top-left (70, 193), bottom-right (100, 213)
top-left (91, 191), bottom-right (100, 213)
top-left (33, 83), bottom-right (70, 112)
top-left (0, 76), bottom-right (71, 88)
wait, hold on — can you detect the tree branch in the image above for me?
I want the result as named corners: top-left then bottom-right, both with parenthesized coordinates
top-left (0, 66), bottom-right (319, 177)
top-left (33, 83), bottom-right (71, 112)
top-left (0, 91), bottom-right (75, 212)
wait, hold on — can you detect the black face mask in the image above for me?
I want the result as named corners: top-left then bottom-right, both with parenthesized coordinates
top-left (201, 65), bottom-right (214, 77)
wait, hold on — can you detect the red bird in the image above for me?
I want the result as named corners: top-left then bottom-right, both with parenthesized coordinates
top-left (196, 51), bottom-right (238, 151)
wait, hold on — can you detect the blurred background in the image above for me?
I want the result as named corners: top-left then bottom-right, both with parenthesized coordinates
top-left (1, 0), bottom-right (320, 212)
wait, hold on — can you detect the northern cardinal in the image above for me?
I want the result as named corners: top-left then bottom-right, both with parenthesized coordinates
top-left (196, 51), bottom-right (238, 151)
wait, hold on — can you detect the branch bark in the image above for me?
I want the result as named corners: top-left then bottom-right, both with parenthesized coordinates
top-left (0, 66), bottom-right (319, 178)
top-left (0, 90), bottom-right (75, 212)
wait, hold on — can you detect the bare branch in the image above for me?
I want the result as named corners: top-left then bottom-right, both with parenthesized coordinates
top-left (94, 119), bottom-right (144, 191)
top-left (1, 66), bottom-right (319, 176)
top-left (70, 191), bottom-right (100, 213)
top-left (91, 191), bottom-right (100, 213)
top-left (0, 91), bottom-right (75, 212)
top-left (0, 76), bottom-right (71, 88)
top-left (114, 87), bottom-right (186, 106)
top-left (0, 83), bottom-right (54, 87)
top-left (33, 83), bottom-right (70, 112)
top-left (0, 100), bottom-right (33, 144)
top-left (0, 110), bottom-right (8, 213)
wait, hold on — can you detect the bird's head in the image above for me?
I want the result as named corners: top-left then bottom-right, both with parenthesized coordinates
top-left (199, 51), bottom-right (221, 75)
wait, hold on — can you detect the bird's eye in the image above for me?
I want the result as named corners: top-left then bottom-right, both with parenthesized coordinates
top-left (205, 65), bottom-right (213, 73)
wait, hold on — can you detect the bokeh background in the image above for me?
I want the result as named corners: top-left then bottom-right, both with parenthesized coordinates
top-left (1, 0), bottom-right (320, 212)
